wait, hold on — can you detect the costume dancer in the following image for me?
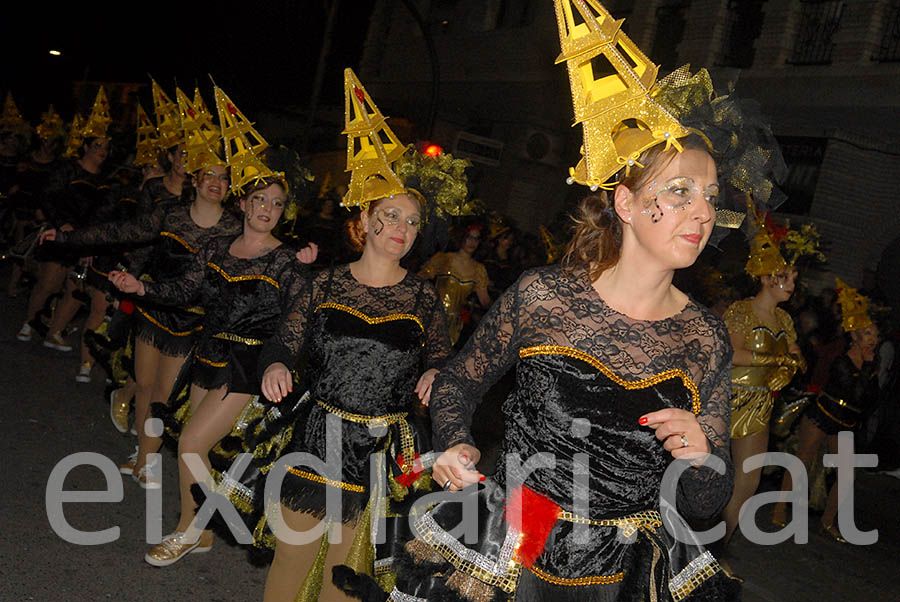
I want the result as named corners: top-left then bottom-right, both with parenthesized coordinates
top-left (109, 93), bottom-right (314, 563)
top-left (17, 88), bottom-right (112, 351)
top-left (249, 69), bottom-right (452, 601)
top-left (391, 2), bottom-right (786, 600)
top-left (771, 279), bottom-right (879, 541)
top-left (418, 224), bottom-right (490, 346)
top-left (719, 210), bottom-right (823, 558)
top-left (40, 83), bottom-right (241, 487)
top-left (4, 104), bottom-right (64, 298)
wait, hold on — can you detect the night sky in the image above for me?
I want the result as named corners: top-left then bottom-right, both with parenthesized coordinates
top-left (3, 0), bottom-right (376, 123)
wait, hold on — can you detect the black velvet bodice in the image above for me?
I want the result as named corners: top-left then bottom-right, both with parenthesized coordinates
top-left (503, 350), bottom-right (698, 519)
top-left (307, 303), bottom-right (428, 414)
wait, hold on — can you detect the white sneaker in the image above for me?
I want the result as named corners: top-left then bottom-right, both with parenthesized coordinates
top-left (16, 323), bottom-right (33, 342)
top-left (43, 333), bottom-right (73, 352)
top-left (120, 446), bottom-right (139, 475)
top-left (75, 363), bottom-right (92, 383)
top-left (134, 458), bottom-right (161, 489)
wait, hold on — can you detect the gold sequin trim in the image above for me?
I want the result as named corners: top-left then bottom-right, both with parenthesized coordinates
top-left (195, 355), bottom-right (227, 368)
top-left (285, 467), bottom-right (366, 493)
top-left (519, 345), bottom-right (701, 414)
top-left (213, 332), bottom-right (263, 345)
top-left (89, 265), bottom-right (109, 278)
top-left (557, 509), bottom-right (662, 538)
top-left (316, 400), bottom-right (407, 428)
top-left (819, 392), bottom-right (861, 413)
top-left (135, 306), bottom-right (203, 337)
top-left (526, 564), bottom-right (624, 586)
top-left (207, 261), bottom-right (279, 288)
top-left (418, 529), bottom-right (522, 592)
top-left (315, 302), bottom-right (424, 336)
top-left (160, 231), bottom-right (198, 254)
top-left (669, 554), bottom-right (721, 601)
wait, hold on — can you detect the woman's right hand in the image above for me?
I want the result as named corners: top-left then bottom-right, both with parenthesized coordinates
top-left (107, 271), bottom-right (145, 296)
top-left (432, 443), bottom-right (484, 491)
top-left (261, 362), bottom-right (292, 403)
top-left (38, 228), bottom-right (57, 245)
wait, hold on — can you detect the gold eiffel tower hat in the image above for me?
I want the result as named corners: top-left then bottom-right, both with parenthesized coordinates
top-left (134, 103), bottom-right (159, 167)
top-left (151, 79), bottom-right (183, 150)
top-left (80, 86), bottom-right (112, 141)
top-left (177, 88), bottom-right (224, 173)
top-left (554, 0), bottom-right (689, 190)
top-left (214, 86), bottom-right (283, 195)
top-left (36, 105), bottom-right (65, 142)
top-left (340, 68), bottom-right (408, 210)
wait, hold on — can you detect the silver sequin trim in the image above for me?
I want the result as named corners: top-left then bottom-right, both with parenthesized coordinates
top-left (668, 550), bottom-right (716, 591)
top-left (389, 587), bottom-right (427, 602)
top-left (417, 512), bottom-right (519, 578)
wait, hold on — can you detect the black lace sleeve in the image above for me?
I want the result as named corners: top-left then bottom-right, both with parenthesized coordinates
top-left (277, 258), bottom-right (311, 317)
top-left (140, 236), bottom-right (214, 307)
top-left (429, 272), bottom-right (524, 451)
top-left (56, 200), bottom-right (168, 250)
top-left (422, 282), bottom-right (452, 370)
top-left (258, 268), bottom-right (319, 375)
top-left (675, 314), bottom-right (736, 520)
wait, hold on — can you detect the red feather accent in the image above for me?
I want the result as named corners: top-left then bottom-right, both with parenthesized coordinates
top-left (764, 212), bottom-right (789, 243)
top-left (504, 486), bottom-right (560, 567)
top-left (120, 300), bottom-right (134, 315)
top-left (394, 453), bottom-right (424, 488)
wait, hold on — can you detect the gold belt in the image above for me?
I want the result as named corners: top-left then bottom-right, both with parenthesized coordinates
top-left (213, 332), bottom-right (263, 346)
top-left (316, 400), bottom-right (416, 473)
top-left (557, 509), bottom-right (662, 538)
top-left (819, 392), bottom-right (862, 413)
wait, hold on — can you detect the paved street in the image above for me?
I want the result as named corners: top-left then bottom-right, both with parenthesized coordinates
top-left (2, 268), bottom-right (900, 601)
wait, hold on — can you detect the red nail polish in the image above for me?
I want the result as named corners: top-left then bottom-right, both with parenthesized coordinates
top-left (479, 476), bottom-right (486, 482)
top-left (639, 417), bottom-right (648, 425)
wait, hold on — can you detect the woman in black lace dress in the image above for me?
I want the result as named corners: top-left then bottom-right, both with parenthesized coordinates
top-left (256, 191), bottom-right (451, 601)
top-left (17, 136), bottom-right (110, 345)
top-left (40, 163), bottom-right (241, 486)
top-left (392, 137), bottom-right (738, 602)
top-left (108, 178), bottom-right (314, 565)
top-left (771, 281), bottom-right (880, 542)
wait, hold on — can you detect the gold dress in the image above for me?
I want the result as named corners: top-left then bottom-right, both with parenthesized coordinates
top-left (723, 299), bottom-right (798, 439)
top-left (418, 252), bottom-right (488, 345)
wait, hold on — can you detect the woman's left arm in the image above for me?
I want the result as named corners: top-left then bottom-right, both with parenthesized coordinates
top-left (644, 318), bottom-right (736, 520)
top-left (415, 284), bottom-right (453, 405)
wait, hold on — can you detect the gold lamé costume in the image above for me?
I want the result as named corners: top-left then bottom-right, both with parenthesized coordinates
top-left (723, 299), bottom-right (800, 438)
top-left (418, 252), bottom-right (489, 345)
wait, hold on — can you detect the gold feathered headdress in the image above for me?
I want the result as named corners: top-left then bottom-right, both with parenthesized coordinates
top-left (835, 277), bottom-right (873, 332)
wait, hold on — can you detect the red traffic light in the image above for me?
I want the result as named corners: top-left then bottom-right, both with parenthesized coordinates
top-left (423, 143), bottom-right (443, 158)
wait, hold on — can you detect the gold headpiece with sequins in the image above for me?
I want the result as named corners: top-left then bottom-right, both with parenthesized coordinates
top-left (554, 0), bottom-right (689, 190)
top-left (134, 103), bottom-right (159, 167)
top-left (81, 86), bottom-right (112, 140)
top-left (35, 105), bottom-right (65, 142)
top-left (555, 0), bottom-right (787, 240)
top-left (214, 85), bottom-right (284, 195)
top-left (341, 68), bottom-right (408, 210)
top-left (151, 80), bottom-right (183, 150)
top-left (178, 87), bottom-right (224, 173)
top-left (835, 277), bottom-right (873, 332)
top-left (63, 113), bottom-right (85, 158)
top-left (745, 198), bottom-right (824, 277)
top-left (0, 92), bottom-right (28, 136)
